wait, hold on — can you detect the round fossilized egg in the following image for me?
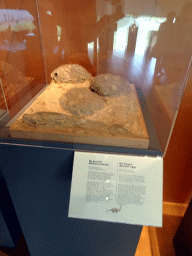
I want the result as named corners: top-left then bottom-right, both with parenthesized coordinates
top-left (59, 88), bottom-right (106, 117)
top-left (51, 64), bottom-right (92, 84)
top-left (90, 74), bottom-right (131, 97)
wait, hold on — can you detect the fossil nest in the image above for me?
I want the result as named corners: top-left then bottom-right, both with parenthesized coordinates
top-left (52, 64), bottom-right (132, 118)
top-left (90, 74), bottom-right (131, 97)
top-left (17, 64), bottom-right (148, 139)
top-left (51, 64), bottom-right (92, 84)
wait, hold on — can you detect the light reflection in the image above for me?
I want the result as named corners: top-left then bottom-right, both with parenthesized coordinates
top-left (114, 15), bottom-right (166, 56)
top-left (53, 45), bottom-right (59, 54)
top-left (0, 9), bottom-right (35, 32)
top-left (57, 25), bottom-right (61, 41)
top-left (62, 49), bottom-right (65, 59)
top-left (88, 41), bottom-right (94, 65)
top-left (0, 8), bottom-right (46, 118)
top-left (0, 9), bottom-right (36, 53)
top-left (135, 18), bottom-right (150, 55)
top-left (113, 25), bottom-right (128, 52)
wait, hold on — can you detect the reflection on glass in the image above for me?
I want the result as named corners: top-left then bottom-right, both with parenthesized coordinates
top-left (0, 6), bottom-right (46, 118)
top-left (105, 8), bottom-right (191, 120)
top-left (88, 41), bottom-right (94, 65)
top-left (91, 1), bottom-right (192, 151)
top-left (0, 78), bottom-right (8, 112)
top-left (0, 76), bottom-right (9, 127)
top-left (153, 11), bottom-right (176, 84)
top-left (57, 25), bottom-right (61, 41)
top-left (149, 3), bottom-right (192, 125)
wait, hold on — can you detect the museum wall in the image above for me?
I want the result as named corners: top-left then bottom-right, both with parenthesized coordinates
top-left (163, 67), bottom-right (192, 204)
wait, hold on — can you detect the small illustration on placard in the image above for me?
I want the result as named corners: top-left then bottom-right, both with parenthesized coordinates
top-left (106, 205), bottom-right (121, 213)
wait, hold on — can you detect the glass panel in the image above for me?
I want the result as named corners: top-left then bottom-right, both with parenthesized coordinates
top-left (0, 0), bottom-right (191, 154)
top-left (0, 77), bottom-right (9, 125)
top-left (88, 0), bottom-right (192, 152)
top-left (146, 2), bottom-right (192, 152)
top-left (0, 0), bottom-right (46, 120)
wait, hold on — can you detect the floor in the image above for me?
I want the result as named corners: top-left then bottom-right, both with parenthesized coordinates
top-left (135, 202), bottom-right (188, 256)
top-left (0, 234), bottom-right (29, 256)
top-left (135, 216), bottom-right (182, 256)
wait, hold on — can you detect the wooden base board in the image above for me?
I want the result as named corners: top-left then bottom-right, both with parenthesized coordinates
top-left (8, 127), bottom-right (149, 149)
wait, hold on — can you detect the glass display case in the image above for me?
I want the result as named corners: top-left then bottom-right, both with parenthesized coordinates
top-left (0, 0), bottom-right (192, 157)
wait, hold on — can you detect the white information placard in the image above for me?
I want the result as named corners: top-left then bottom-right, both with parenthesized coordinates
top-left (68, 151), bottom-right (163, 227)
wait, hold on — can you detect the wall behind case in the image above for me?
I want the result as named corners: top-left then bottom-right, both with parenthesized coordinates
top-left (163, 66), bottom-right (192, 204)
